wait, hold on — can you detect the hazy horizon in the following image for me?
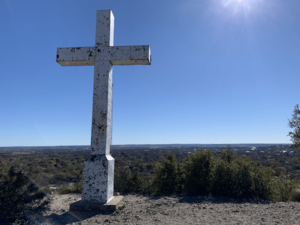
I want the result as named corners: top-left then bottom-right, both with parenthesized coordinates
top-left (0, 143), bottom-right (292, 148)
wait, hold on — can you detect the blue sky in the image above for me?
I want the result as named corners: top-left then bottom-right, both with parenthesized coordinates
top-left (0, 0), bottom-right (299, 147)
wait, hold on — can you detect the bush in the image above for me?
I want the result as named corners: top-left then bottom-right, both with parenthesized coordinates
top-left (53, 147), bottom-right (300, 202)
top-left (57, 181), bottom-right (82, 194)
top-left (269, 178), bottom-right (300, 202)
top-left (289, 188), bottom-right (300, 202)
top-left (151, 152), bottom-right (183, 195)
top-left (114, 168), bottom-right (149, 194)
top-left (0, 165), bottom-right (43, 223)
top-left (114, 168), bottom-right (133, 193)
top-left (150, 147), bottom-right (300, 201)
top-left (182, 149), bottom-right (215, 195)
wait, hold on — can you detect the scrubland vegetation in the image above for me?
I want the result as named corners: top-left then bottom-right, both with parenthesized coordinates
top-left (1, 145), bottom-right (300, 223)
top-left (116, 147), bottom-right (300, 202)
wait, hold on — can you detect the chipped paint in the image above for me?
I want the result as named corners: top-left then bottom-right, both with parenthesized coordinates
top-left (82, 154), bottom-right (114, 203)
top-left (56, 45), bottom-right (151, 66)
top-left (56, 10), bottom-right (151, 204)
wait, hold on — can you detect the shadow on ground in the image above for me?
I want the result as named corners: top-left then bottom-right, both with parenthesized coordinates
top-left (33, 209), bottom-right (115, 225)
top-left (147, 194), bottom-right (273, 205)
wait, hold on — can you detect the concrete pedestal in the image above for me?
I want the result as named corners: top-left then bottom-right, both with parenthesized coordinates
top-left (82, 154), bottom-right (115, 203)
top-left (69, 196), bottom-right (124, 211)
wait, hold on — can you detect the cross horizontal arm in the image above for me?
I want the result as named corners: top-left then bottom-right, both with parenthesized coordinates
top-left (56, 45), bottom-right (151, 66)
top-left (56, 47), bottom-right (95, 66)
top-left (109, 45), bottom-right (151, 65)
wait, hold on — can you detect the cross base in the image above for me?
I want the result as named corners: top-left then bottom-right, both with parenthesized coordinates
top-left (82, 154), bottom-right (115, 203)
top-left (69, 196), bottom-right (125, 211)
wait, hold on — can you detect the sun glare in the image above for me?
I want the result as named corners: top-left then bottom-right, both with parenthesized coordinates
top-left (221, 0), bottom-right (262, 16)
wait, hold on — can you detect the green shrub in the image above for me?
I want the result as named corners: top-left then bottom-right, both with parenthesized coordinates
top-left (289, 188), bottom-right (300, 202)
top-left (130, 173), bottom-right (144, 193)
top-left (114, 168), bottom-right (150, 194)
top-left (269, 177), bottom-right (292, 202)
top-left (182, 149), bottom-right (215, 195)
top-left (211, 157), bottom-right (235, 196)
top-left (269, 178), bottom-right (300, 202)
top-left (58, 184), bottom-right (72, 194)
top-left (57, 181), bottom-right (82, 194)
top-left (0, 165), bottom-right (43, 223)
top-left (151, 152), bottom-right (183, 195)
top-left (74, 180), bottom-right (83, 193)
top-left (150, 147), bottom-right (300, 201)
top-left (115, 168), bottom-right (133, 193)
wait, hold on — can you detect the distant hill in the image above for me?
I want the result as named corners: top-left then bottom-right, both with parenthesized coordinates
top-left (0, 143), bottom-right (291, 151)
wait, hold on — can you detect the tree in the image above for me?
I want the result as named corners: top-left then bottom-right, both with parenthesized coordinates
top-left (288, 104), bottom-right (300, 150)
top-left (151, 152), bottom-right (183, 195)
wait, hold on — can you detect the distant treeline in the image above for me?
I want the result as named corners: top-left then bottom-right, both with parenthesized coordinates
top-left (0, 143), bottom-right (291, 151)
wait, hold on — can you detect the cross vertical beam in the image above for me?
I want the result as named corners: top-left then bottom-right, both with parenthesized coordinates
top-left (83, 11), bottom-right (115, 203)
top-left (95, 10), bottom-right (114, 47)
top-left (90, 11), bottom-right (113, 156)
top-left (91, 60), bottom-right (113, 156)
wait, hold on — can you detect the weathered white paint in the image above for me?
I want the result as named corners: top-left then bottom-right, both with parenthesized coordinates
top-left (57, 46), bottom-right (151, 66)
top-left (82, 154), bottom-right (114, 203)
top-left (56, 10), bottom-right (151, 204)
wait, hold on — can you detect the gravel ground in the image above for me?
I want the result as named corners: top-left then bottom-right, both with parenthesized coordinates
top-left (28, 194), bottom-right (300, 225)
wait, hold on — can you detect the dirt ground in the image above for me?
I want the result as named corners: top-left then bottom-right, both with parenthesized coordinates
top-left (28, 194), bottom-right (300, 225)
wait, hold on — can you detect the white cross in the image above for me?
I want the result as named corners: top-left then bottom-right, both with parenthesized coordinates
top-left (56, 10), bottom-right (151, 203)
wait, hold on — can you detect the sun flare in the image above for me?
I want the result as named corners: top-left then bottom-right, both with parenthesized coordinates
top-left (221, 0), bottom-right (262, 16)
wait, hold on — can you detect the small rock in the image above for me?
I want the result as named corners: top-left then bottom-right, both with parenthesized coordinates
top-left (135, 215), bottom-right (141, 220)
